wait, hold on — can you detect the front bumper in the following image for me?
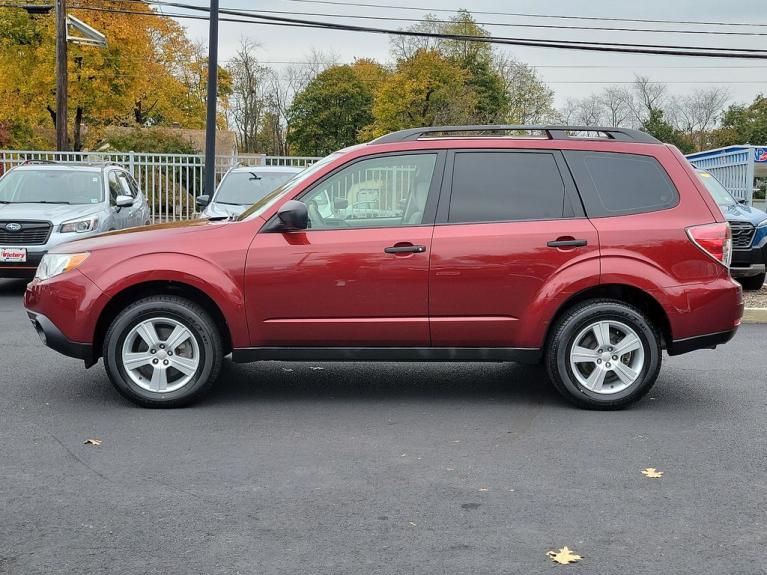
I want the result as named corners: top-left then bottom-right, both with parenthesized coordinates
top-left (731, 235), bottom-right (767, 278)
top-left (0, 250), bottom-right (45, 278)
top-left (27, 310), bottom-right (95, 365)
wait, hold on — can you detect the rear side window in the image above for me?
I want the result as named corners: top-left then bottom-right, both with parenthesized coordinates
top-left (564, 151), bottom-right (679, 217)
top-left (448, 151), bottom-right (568, 223)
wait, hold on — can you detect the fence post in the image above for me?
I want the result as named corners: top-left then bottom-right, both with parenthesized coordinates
top-left (128, 150), bottom-right (135, 174)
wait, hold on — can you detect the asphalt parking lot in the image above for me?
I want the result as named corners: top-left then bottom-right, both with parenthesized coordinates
top-left (1, 278), bottom-right (765, 575)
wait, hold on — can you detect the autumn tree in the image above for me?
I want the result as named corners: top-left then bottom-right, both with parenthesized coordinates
top-left (288, 65), bottom-right (374, 156)
top-left (0, 1), bottom-right (230, 150)
top-left (366, 50), bottom-right (475, 137)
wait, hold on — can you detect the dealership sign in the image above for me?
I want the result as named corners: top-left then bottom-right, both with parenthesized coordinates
top-left (755, 148), bottom-right (767, 163)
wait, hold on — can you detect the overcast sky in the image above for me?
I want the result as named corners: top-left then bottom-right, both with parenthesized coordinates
top-left (166, 0), bottom-right (766, 108)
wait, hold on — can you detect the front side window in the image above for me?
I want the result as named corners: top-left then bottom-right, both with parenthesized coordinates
top-left (117, 173), bottom-right (135, 198)
top-left (108, 171), bottom-right (122, 205)
top-left (300, 154), bottom-right (438, 230)
top-left (215, 171), bottom-right (298, 206)
top-left (564, 151), bottom-right (679, 217)
top-left (0, 169), bottom-right (103, 205)
top-left (448, 151), bottom-right (567, 223)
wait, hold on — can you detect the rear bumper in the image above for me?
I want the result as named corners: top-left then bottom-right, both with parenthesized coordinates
top-left (667, 328), bottom-right (738, 356)
top-left (27, 310), bottom-right (94, 364)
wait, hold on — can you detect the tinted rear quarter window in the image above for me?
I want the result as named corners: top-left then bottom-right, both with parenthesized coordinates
top-left (564, 151), bottom-right (679, 217)
top-left (448, 151), bottom-right (569, 223)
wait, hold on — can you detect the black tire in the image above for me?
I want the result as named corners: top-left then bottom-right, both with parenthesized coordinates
top-left (545, 299), bottom-right (661, 410)
top-left (103, 295), bottom-right (223, 408)
top-left (737, 273), bottom-right (765, 291)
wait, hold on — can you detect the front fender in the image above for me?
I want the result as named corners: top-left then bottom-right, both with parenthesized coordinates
top-left (81, 252), bottom-right (250, 348)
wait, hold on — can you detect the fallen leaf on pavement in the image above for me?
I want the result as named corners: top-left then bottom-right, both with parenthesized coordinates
top-left (642, 467), bottom-right (664, 478)
top-left (309, 366), bottom-right (324, 371)
top-left (547, 546), bottom-right (583, 565)
top-left (479, 487), bottom-right (489, 492)
top-left (83, 439), bottom-right (102, 446)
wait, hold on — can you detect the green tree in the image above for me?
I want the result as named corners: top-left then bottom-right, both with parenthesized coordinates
top-left (642, 109), bottom-right (693, 153)
top-left (714, 95), bottom-right (767, 146)
top-left (288, 65), bottom-right (374, 156)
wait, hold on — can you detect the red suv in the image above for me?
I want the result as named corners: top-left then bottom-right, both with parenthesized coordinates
top-left (24, 126), bottom-right (743, 409)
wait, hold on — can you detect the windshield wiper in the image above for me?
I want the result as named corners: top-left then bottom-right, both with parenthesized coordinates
top-left (21, 200), bottom-right (72, 204)
top-left (0, 200), bottom-right (11, 204)
top-left (213, 201), bottom-right (244, 206)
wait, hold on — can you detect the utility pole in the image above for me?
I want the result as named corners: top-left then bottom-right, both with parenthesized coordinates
top-left (55, 0), bottom-right (68, 151)
top-left (204, 0), bottom-right (219, 196)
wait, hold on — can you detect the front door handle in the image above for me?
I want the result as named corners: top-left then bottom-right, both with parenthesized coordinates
top-left (384, 244), bottom-right (427, 254)
top-left (547, 239), bottom-right (588, 248)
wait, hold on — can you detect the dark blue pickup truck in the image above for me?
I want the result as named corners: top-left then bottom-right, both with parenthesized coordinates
top-left (696, 169), bottom-right (767, 291)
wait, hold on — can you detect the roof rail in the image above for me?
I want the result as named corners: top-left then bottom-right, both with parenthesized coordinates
top-left (21, 159), bottom-right (59, 165)
top-left (370, 125), bottom-right (661, 145)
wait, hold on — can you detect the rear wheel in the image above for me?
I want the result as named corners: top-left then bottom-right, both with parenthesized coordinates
top-left (737, 272), bottom-right (765, 291)
top-left (103, 295), bottom-right (223, 407)
top-left (545, 300), bottom-right (661, 410)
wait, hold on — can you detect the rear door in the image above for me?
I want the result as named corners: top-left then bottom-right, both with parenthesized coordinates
top-left (429, 149), bottom-right (600, 347)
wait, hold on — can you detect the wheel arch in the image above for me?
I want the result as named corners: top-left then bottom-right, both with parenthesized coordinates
top-left (545, 284), bottom-right (672, 351)
top-left (93, 280), bottom-right (234, 361)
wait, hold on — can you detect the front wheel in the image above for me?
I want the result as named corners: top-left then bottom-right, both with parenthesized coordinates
top-left (737, 272), bottom-right (765, 291)
top-left (103, 295), bottom-right (223, 407)
top-left (545, 300), bottom-right (662, 410)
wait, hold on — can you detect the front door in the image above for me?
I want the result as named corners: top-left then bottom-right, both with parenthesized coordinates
top-left (244, 152), bottom-right (444, 347)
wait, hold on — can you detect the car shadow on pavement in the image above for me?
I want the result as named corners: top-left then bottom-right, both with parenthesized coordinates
top-left (202, 359), bottom-right (567, 408)
top-left (0, 279), bottom-right (29, 295)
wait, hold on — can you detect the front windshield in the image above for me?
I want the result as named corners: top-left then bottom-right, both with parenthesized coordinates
top-left (238, 152), bottom-right (343, 221)
top-left (214, 171), bottom-right (298, 205)
top-left (697, 170), bottom-right (736, 207)
top-left (0, 169), bottom-right (103, 205)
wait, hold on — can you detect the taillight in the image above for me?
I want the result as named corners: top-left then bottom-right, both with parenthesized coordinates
top-left (686, 222), bottom-right (732, 267)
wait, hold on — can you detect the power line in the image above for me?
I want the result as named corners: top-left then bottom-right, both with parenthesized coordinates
top-left (130, 1), bottom-right (767, 59)
top-left (272, 0), bottom-right (767, 28)
top-left (9, 1), bottom-right (767, 59)
top-left (187, 6), bottom-right (767, 37)
top-left (101, 0), bottom-right (767, 36)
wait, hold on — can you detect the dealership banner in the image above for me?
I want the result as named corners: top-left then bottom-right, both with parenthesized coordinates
top-left (755, 148), bottom-right (767, 163)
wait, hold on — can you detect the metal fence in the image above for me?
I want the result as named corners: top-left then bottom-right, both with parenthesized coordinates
top-left (686, 146), bottom-right (756, 204)
top-left (0, 150), bottom-right (320, 221)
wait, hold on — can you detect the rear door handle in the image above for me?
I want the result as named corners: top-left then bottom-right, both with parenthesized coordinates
top-left (384, 244), bottom-right (427, 254)
top-left (547, 239), bottom-right (588, 248)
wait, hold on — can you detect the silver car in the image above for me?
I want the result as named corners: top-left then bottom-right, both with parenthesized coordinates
top-left (0, 161), bottom-right (151, 278)
top-left (196, 165), bottom-right (303, 219)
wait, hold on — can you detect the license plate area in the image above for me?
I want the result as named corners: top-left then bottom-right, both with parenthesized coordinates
top-left (0, 247), bottom-right (27, 263)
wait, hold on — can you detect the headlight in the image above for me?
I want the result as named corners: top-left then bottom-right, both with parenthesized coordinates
top-left (757, 219), bottom-right (767, 229)
top-left (60, 215), bottom-right (99, 233)
top-left (35, 252), bottom-right (90, 281)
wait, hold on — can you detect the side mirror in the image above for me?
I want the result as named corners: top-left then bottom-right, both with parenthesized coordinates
top-left (273, 200), bottom-right (308, 231)
top-left (737, 198), bottom-right (748, 205)
top-left (115, 195), bottom-right (134, 208)
top-left (196, 195), bottom-right (210, 208)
